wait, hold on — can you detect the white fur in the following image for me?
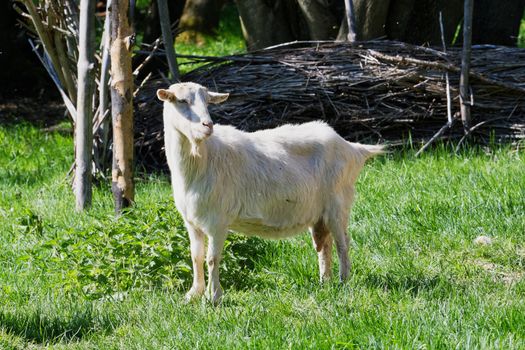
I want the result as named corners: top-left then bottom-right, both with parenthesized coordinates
top-left (157, 82), bottom-right (383, 303)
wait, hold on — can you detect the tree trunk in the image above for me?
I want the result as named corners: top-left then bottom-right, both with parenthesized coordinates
top-left (385, 0), bottom-right (416, 41)
top-left (353, 0), bottom-right (391, 40)
top-left (74, 0), bottom-right (96, 211)
top-left (158, 0), bottom-right (180, 81)
top-left (180, 0), bottom-right (221, 40)
top-left (110, 0), bottom-right (134, 214)
top-left (460, 0), bottom-right (474, 132)
top-left (296, 0), bottom-right (339, 40)
top-left (97, 0), bottom-right (112, 172)
top-left (343, 0), bottom-right (357, 42)
top-left (136, 0), bottom-right (185, 80)
top-left (142, 0), bottom-right (185, 44)
top-left (235, 0), bottom-right (523, 49)
top-left (235, 0), bottom-right (298, 50)
top-left (237, 0), bottom-right (523, 53)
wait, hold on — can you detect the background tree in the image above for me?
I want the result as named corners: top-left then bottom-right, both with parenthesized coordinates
top-left (157, 0), bottom-right (180, 81)
top-left (141, 0), bottom-right (186, 44)
top-left (133, 0), bottom-right (185, 80)
top-left (74, 0), bottom-right (96, 211)
top-left (296, 0), bottom-right (340, 40)
top-left (236, 0), bottom-right (525, 50)
top-left (179, 0), bottom-right (221, 42)
top-left (110, 0), bottom-right (135, 213)
top-left (460, 0), bottom-right (474, 132)
top-left (235, 0), bottom-right (306, 50)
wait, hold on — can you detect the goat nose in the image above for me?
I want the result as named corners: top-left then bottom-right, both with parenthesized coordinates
top-left (202, 121), bottom-right (213, 130)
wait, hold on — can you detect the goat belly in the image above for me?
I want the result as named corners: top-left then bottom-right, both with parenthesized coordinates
top-left (229, 219), bottom-right (312, 239)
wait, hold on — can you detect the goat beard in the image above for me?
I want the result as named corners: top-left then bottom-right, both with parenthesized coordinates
top-left (189, 138), bottom-right (202, 157)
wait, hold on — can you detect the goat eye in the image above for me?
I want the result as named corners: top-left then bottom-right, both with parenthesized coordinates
top-left (178, 99), bottom-right (189, 105)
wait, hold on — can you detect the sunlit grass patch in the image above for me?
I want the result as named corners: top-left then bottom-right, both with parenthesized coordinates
top-left (1, 124), bottom-right (524, 348)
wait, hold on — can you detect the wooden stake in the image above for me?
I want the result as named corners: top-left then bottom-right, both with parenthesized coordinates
top-left (460, 0), bottom-right (474, 132)
top-left (97, 0), bottom-right (112, 171)
top-left (110, 0), bottom-right (135, 214)
top-left (157, 0), bottom-right (179, 82)
top-left (74, 0), bottom-right (96, 211)
top-left (439, 11), bottom-right (453, 125)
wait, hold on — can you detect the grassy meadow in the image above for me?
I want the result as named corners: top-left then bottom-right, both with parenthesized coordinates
top-left (1, 123), bottom-right (524, 349)
top-left (1, 6), bottom-right (525, 349)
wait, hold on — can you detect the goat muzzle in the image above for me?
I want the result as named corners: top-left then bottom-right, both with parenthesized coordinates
top-left (202, 121), bottom-right (214, 132)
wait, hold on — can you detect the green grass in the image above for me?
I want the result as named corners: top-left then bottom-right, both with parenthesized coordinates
top-left (175, 4), bottom-right (246, 74)
top-left (1, 123), bottom-right (524, 349)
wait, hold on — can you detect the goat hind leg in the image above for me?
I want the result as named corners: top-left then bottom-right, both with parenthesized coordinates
top-left (310, 220), bottom-right (333, 282)
top-left (326, 214), bottom-right (351, 281)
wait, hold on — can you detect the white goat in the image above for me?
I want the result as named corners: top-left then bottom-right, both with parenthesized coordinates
top-left (157, 82), bottom-right (383, 303)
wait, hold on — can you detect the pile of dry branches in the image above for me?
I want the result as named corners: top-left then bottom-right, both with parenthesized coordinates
top-left (135, 41), bottom-right (524, 171)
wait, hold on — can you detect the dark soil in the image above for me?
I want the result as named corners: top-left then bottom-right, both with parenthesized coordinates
top-left (0, 97), bottom-right (68, 128)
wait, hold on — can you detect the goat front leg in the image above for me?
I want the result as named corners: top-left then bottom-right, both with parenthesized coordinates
top-left (185, 224), bottom-right (206, 302)
top-left (205, 230), bottom-right (227, 305)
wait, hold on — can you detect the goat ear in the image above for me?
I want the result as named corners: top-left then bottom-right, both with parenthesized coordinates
top-left (208, 91), bottom-right (229, 104)
top-left (157, 89), bottom-right (176, 102)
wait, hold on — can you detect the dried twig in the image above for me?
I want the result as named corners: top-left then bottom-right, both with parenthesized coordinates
top-left (415, 119), bottom-right (456, 157)
top-left (29, 39), bottom-right (77, 120)
top-left (133, 38), bottom-right (162, 77)
top-left (368, 50), bottom-right (525, 93)
top-left (440, 11), bottom-right (453, 125)
top-left (415, 11), bottom-right (455, 157)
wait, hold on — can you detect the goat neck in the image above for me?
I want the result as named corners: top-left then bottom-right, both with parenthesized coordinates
top-left (163, 114), bottom-right (209, 188)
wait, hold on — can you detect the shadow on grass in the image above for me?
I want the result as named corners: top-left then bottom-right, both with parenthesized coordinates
top-left (220, 236), bottom-right (275, 292)
top-left (0, 169), bottom-right (52, 187)
top-left (0, 306), bottom-right (118, 345)
top-left (0, 98), bottom-right (66, 127)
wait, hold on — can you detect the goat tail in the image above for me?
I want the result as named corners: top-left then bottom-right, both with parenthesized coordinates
top-left (361, 144), bottom-right (386, 159)
top-left (349, 142), bottom-right (386, 161)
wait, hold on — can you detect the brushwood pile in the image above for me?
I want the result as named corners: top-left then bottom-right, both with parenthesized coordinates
top-left (135, 41), bottom-right (525, 171)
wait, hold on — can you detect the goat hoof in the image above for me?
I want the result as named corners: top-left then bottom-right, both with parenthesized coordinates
top-left (320, 272), bottom-right (332, 283)
top-left (184, 288), bottom-right (204, 303)
top-left (339, 273), bottom-right (350, 283)
top-left (206, 288), bottom-right (223, 306)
